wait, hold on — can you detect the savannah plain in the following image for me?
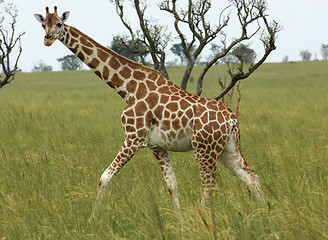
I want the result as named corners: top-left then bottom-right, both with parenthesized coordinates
top-left (0, 61), bottom-right (327, 239)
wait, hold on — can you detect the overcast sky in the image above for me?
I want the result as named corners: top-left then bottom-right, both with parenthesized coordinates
top-left (7, 0), bottom-right (328, 72)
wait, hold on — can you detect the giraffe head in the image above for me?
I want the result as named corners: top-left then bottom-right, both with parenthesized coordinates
top-left (34, 6), bottom-right (70, 46)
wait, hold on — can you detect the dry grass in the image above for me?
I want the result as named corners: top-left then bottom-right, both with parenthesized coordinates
top-left (0, 61), bottom-right (327, 239)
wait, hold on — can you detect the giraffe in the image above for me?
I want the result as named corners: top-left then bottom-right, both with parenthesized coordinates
top-left (34, 6), bottom-right (263, 213)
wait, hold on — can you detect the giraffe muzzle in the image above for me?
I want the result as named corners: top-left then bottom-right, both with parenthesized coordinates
top-left (44, 35), bottom-right (55, 46)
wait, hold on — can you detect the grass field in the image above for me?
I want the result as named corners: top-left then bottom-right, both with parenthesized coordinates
top-left (0, 61), bottom-right (327, 239)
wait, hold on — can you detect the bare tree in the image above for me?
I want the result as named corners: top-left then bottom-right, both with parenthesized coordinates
top-left (109, 0), bottom-right (171, 78)
top-left (193, 0), bottom-right (280, 98)
top-left (160, 0), bottom-right (231, 90)
top-left (109, 0), bottom-right (279, 99)
top-left (0, 1), bottom-right (24, 89)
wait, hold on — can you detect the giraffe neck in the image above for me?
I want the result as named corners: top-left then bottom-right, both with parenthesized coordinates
top-left (59, 25), bottom-right (160, 102)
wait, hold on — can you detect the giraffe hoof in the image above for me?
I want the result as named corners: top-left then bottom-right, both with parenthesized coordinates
top-left (98, 179), bottom-right (108, 189)
top-left (98, 173), bottom-right (110, 189)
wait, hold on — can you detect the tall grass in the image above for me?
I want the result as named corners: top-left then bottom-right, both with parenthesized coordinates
top-left (0, 61), bottom-right (327, 239)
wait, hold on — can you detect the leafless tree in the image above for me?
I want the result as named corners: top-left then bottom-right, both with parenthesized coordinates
top-left (191, 0), bottom-right (280, 99)
top-left (110, 0), bottom-right (279, 99)
top-left (0, 1), bottom-right (25, 89)
top-left (110, 0), bottom-right (171, 78)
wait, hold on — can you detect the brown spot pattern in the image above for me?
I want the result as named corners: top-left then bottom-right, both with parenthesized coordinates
top-left (133, 71), bottom-right (146, 80)
top-left (120, 67), bottom-right (132, 79)
top-left (103, 66), bottom-right (110, 80)
top-left (82, 46), bottom-right (93, 56)
top-left (161, 120), bottom-right (170, 131)
top-left (80, 36), bottom-right (93, 48)
top-left (118, 91), bottom-right (127, 99)
top-left (77, 52), bottom-right (85, 62)
top-left (69, 28), bottom-right (79, 38)
top-left (135, 101), bottom-right (147, 115)
top-left (126, 80), bottom-right (137, 93)
top-left (136, 82), bottom-right (147, 99)
top-left (111, 73), bottom-right (124, 88)
top-left (89, 58), bottom-right (100, 69)
top-left (109, 58), bottom-right (120, 70)
top-left (98, 49), bottom-right (109, 62)
top-left (146, 80), bottom-right (157, 91)
top-left (167, 102), bottom-right (178, 112)
top-left (148, 72), bottom-right (158, 80)
top-left (146, 92), bottom-right (159, 109)
top-left (154, 105), bottom-right (164, 119)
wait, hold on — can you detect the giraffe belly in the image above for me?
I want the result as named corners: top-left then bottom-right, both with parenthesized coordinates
top-left (147, 126), bottom-right (193, 152)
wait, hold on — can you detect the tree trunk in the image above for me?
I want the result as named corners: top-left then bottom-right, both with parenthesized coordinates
top-left (159, 64), bottom-right (169, 79)
top-left (196, 61), bottom-right (214, 96)
top-left (180, 60), bottom-right (194, 90)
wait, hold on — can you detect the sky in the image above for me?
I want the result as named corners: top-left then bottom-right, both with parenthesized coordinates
top-left (5, 0), bottom-right (328, 72)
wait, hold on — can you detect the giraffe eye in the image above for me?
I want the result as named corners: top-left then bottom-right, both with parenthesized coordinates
top-left (57, 23), bottom-right (62, 28)
top-left (42, 24), bottom-right (45, 29)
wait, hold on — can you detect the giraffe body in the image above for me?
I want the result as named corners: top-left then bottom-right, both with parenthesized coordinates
top-left (34, 7), bottom-right (263, 215)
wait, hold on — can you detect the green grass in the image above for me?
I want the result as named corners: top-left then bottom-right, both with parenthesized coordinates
top-left (0, 61), bottom-right (327, 239)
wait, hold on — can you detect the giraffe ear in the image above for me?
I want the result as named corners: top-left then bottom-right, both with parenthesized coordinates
top-left (61, 11), bottom-right (70, 23)
top-left (34, 14), bottom-right (45, 23)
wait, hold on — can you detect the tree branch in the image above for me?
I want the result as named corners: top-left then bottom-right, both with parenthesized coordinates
top-left (196, 0), bottom-right (280, 98)
top-left (162, 0), bottom-right (230, 90)
top-left (111, 0), bottom-right (279, 100)
top-left (0, 2), bottom-right (24, 88)
top-left (110, 0), bottom-right (170, 78)
top-left (214, 6), bottom-right (280, 100)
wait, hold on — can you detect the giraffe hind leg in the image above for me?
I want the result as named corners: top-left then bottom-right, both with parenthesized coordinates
top-left (192, 140), bottom-right (220, 206)
top-left (219, 131), bottom-right (263, 201)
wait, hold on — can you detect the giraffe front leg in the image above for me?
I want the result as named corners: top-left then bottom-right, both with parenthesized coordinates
top-left (98, 137), bottom-right (144, 190)
top-left (152, 149), bottom-right (183, 231)
top-left (89, 137), bottom-right (145, 222)
top-left (152, 149), bottom-right (180, 211)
